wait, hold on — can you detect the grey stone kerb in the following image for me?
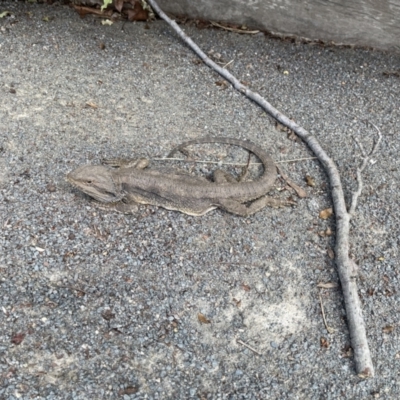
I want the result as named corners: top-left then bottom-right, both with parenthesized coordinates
top-left (158, 0), bottom-right (400, 52)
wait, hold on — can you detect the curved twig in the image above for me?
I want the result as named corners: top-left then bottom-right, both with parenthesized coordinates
top-left (146, 0), bottom-right (377, 377)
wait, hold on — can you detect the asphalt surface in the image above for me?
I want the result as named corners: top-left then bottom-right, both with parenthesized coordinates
top-left (0, 2), bottom-right (399, 399)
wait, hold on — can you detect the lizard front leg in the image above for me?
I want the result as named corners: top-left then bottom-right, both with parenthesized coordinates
top-left (93, 198), bottom-right (139, 214)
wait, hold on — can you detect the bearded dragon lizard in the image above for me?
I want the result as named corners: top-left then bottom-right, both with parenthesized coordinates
top-left (67, 137), bottom-right (291, 216)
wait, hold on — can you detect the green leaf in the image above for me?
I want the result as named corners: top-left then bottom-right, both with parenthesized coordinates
top-left (101, 0), bottom-right (113, 11)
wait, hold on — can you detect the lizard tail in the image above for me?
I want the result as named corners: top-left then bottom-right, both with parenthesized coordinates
top-left (167, 136), bottom-right (277, 185)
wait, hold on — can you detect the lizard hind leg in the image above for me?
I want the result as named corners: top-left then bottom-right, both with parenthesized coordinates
top-left (213, 169), bottom-right (239, 184)
top-left (212, 151), bottom-right (252, 184)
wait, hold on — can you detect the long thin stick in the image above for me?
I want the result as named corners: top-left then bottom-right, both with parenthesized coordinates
top-left (319, 291), bottom-right (335, 334)
top-left (153, 157), bottom-right (317, 164)
top-left (237, 339), bottom-right (263, 356)
top-left (146, 0), bottom-right (376, 377)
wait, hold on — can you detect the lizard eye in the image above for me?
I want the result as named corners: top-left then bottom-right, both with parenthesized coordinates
top-left (87, 180), bottom-right (92, 184)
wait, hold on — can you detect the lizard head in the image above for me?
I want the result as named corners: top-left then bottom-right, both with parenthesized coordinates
top-left (67, 165), bottom-right (123, 203)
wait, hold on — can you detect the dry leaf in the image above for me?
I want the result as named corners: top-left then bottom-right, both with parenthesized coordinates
top-left (124, 386), bottom-right (139, 394)
top-left (318, 227), bottom-right (333, 237)
top-left (215, 80), bottom-right (228, 89)
top-left (317, 282), bottom-right (338, 289)
top-left (275, 122), bottom-right (287, 132)
top-left (319, 208), bottom-right (333, 219)
top-left (279, 146), bottom-right (289, 154)
top-left (102, 309), bottom-right (115, 321)
top-left (198, 313), bottom-right (211, 324)
top-left (382, 325), bottom-right (394, 334)
top-left (305, 175), bottom-right (315, 187)
top-left (233, 298), bottom-right (241, 307)
top-left (47, 183), bottom-right (56, 192)
top-left (115, 0), bottom-right (124, 12)
top-left (342, 344), bottom-right (353, 358)
top-left (385, 288), bottom-right (394, 298)
top-left (118, 386), bottom-right (139, 396)
top-left (287, 131), bottom-right (299, 142)
top-left (320, 337), bottom-right (329, 348)
top-left (327, 247), bottom-right (335, 259)
top-left (241, 283), bottom-right (251, 292)
top-left (126, 0), bottom-right (149, 21)
top-left (11, 332), bottom-right (25, 345)
top-left (85, 101), bottom-right (98, 109)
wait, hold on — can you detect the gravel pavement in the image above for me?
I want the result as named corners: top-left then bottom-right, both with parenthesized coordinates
top-left (0, 2), bottom-right (399, 399)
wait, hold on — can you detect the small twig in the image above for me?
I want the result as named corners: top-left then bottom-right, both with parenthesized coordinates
top-left (238, 151), bottom-right (252, 181)
top-left (154, 157), bottom-right (253, 165)
top-left (222, 59), bottom-right (234, 69)
top-left (236, 339), bottom-right (263, 355)
top-left (276, 157), bottom-right (318, 163)
top-left (353, 137), bottom-right (367, 158)
top-left (210, 21), bottom-right (260, 35)
top-left (49, 284), bottom-right (87, 295)
top-left (349, 122), bottom-right (382, 216)
top-left (319, 291), bottom-right (335, 334)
